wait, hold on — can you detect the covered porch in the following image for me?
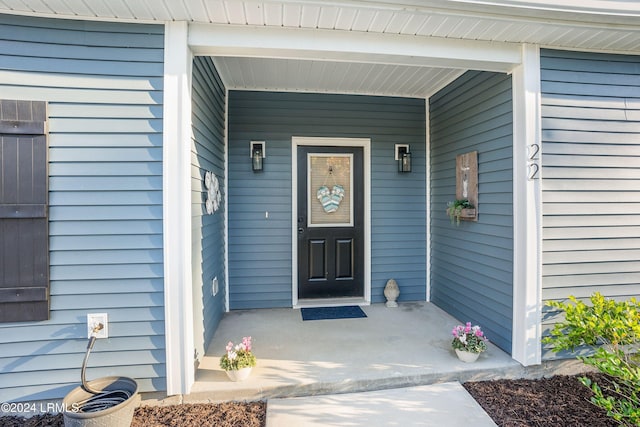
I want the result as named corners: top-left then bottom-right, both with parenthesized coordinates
top-left (185, 303), bottom-right (581, 402)
top-left (159, 0), bottom-right (616, 396)
top-left (169, 3), bottom-right (545, 395)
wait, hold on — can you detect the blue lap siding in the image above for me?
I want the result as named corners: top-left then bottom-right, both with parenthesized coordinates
top-left (227, 91), bottom-right (427, 309)
top-left (429, 71), bottom-right (514, 353)
top-left (0, 15), bottom-right (165, 402)
top-left (540, 49), bottom-right (640, 358)
top-left (191, 56), bottom-right (227, 360)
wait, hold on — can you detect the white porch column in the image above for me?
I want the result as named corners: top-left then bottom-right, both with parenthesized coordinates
top-left (163, 21), bottom-right (194, 395)
top-left (511, 44), bottom-right (542, 366)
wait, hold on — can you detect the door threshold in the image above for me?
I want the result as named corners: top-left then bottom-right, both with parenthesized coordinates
top-left (294, 297), bottom-right (369, 309)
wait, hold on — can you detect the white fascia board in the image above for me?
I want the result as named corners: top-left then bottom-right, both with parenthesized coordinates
top-left (446, 0), bottom-right (640, 18)
top-left (310, 1), bottom-right (640, 24)
top-left (163, 21), bottom-right (195, 396)
top-left (189, 23), bottom-right (521, 73)
top-left (511, 44), bottom-right (542, 366)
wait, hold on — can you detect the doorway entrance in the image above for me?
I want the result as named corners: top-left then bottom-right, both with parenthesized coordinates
top-left (293, 138), bottom-right (370, 304)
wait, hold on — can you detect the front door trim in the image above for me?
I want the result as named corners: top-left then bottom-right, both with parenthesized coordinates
top-left (292, 137), bottom-right (371, 308)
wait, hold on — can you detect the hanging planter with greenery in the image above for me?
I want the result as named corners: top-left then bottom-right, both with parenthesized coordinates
top-left (446, 199), bottom-right (476, 225)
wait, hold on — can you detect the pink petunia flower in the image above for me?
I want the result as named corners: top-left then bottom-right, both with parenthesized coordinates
top-left (243, 336), bottom-right (252, 351)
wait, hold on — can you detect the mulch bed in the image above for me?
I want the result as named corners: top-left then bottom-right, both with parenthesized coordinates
top-left (0, 375), bottom-right (619, 427)
top-left (463, 374), bottom-right (618, 427)
top-left (131, 401), bottom-right (266, 427)
top-left (0, 401), bottom-right (266, 427)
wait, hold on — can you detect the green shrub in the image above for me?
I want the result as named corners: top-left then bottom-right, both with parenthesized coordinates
top-left (544, 293), bottom-right (640, 426)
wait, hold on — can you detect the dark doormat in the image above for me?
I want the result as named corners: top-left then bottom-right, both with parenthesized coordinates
top-left (300, 305), bottom-right (367, 321)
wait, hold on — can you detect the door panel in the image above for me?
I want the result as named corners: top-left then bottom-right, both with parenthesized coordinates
top-left (297, 146), bottom-right (364, 299)
top-left (309, 240), bottom-right (327, 280)
top-left (335, 239), bottom-right (353, 279)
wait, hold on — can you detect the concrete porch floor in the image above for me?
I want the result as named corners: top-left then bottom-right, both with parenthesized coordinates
top-left (186, 302), bottom-right (582, 403)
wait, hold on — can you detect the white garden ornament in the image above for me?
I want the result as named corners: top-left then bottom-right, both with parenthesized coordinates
top-left (204, 171), bottom-right (222, 215)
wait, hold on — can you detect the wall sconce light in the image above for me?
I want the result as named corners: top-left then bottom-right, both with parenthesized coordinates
top-left (250, 141), bottom-right (265, 172)
top-left (395, 144), bottom-right (411, 173)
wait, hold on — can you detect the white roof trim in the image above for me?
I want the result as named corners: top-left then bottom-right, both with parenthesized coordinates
top-left (302, 0), bottom-right (640, 23)
top-left (1, 1), bottom-right (639, 52)
top-left (446, 0), bottom-right (640, 18)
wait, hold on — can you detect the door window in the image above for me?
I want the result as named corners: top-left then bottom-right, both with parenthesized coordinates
top-left (308, 153), bottom-right (353, 227)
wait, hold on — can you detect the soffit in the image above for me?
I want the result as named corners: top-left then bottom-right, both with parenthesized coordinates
top-left (212, 56), bottom-right (465, 98)
top-left (1, 1), bottom-right (639, 98)
top-left (1, 1), bottom-right (638, 52)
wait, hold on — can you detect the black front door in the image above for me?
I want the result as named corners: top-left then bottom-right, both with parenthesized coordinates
top-left (297, 146), bottom-right (364, 299)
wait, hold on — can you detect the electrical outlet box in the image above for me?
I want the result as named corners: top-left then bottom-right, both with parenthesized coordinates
top-left (87, 313), bottom-right (108, 339)
top-left (212, 277), bottom-right (219, 296)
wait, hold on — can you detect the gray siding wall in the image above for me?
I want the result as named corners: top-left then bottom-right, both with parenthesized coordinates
top-left (191, 57), bottom-right (226, 361)
top-left (429, 71), bottom-right (514, 353)
top-left (0, 15), bottom-right (165, 401)
top-left (541, 49), bottom-right (640, 357)
top-left (228, 91), bottom-right (426, 309)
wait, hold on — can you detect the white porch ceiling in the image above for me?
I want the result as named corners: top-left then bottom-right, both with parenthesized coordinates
top-left (1, 0), bottom-right (639, 98)
top-left (212, 56), bottom-right (465, 98)
top-left (192, 21), bottom-right (522, 98)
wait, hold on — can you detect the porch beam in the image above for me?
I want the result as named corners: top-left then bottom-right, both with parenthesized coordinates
top-left (511, 44), bottom-right (542, 366)
top-left (163, 21), bottom-right (195, 395)
top-left (189, 23), bottom-right (521, 73)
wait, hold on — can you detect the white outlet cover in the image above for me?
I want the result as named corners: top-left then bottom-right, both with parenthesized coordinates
top-left (212, 277), bottom-right (219, 296)
top-left (87, 313), bottom-right (109, 339)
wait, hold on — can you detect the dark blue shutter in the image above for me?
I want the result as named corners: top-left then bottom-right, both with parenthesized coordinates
top-left (0, 99), bottom-right (49, 322)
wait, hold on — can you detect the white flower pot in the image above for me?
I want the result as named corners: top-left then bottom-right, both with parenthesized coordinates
top-left (455, 349), bottom-right (480, 363)
top-left (225, 367), bottom-right (253, 382)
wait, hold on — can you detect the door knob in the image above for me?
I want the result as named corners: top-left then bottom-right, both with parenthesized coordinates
top-left (298, 227), bottom-right (304, 234)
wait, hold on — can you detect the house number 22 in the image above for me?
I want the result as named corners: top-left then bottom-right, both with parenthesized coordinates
top-left (527, 144), bottom-right (540, 180)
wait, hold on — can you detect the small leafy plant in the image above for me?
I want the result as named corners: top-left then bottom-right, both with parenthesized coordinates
top-left (447, 199), bottom-right (475, 226)
top-left (220, 336), bottom-right (257, 371)
top-left (544, 293), bottom-right (640, 426)
top-left (452, 322), bottom-right (488, 354)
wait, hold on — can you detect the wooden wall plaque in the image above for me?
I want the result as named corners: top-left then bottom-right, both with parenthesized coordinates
top-left (455, 151), bottom-right (478, 221)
